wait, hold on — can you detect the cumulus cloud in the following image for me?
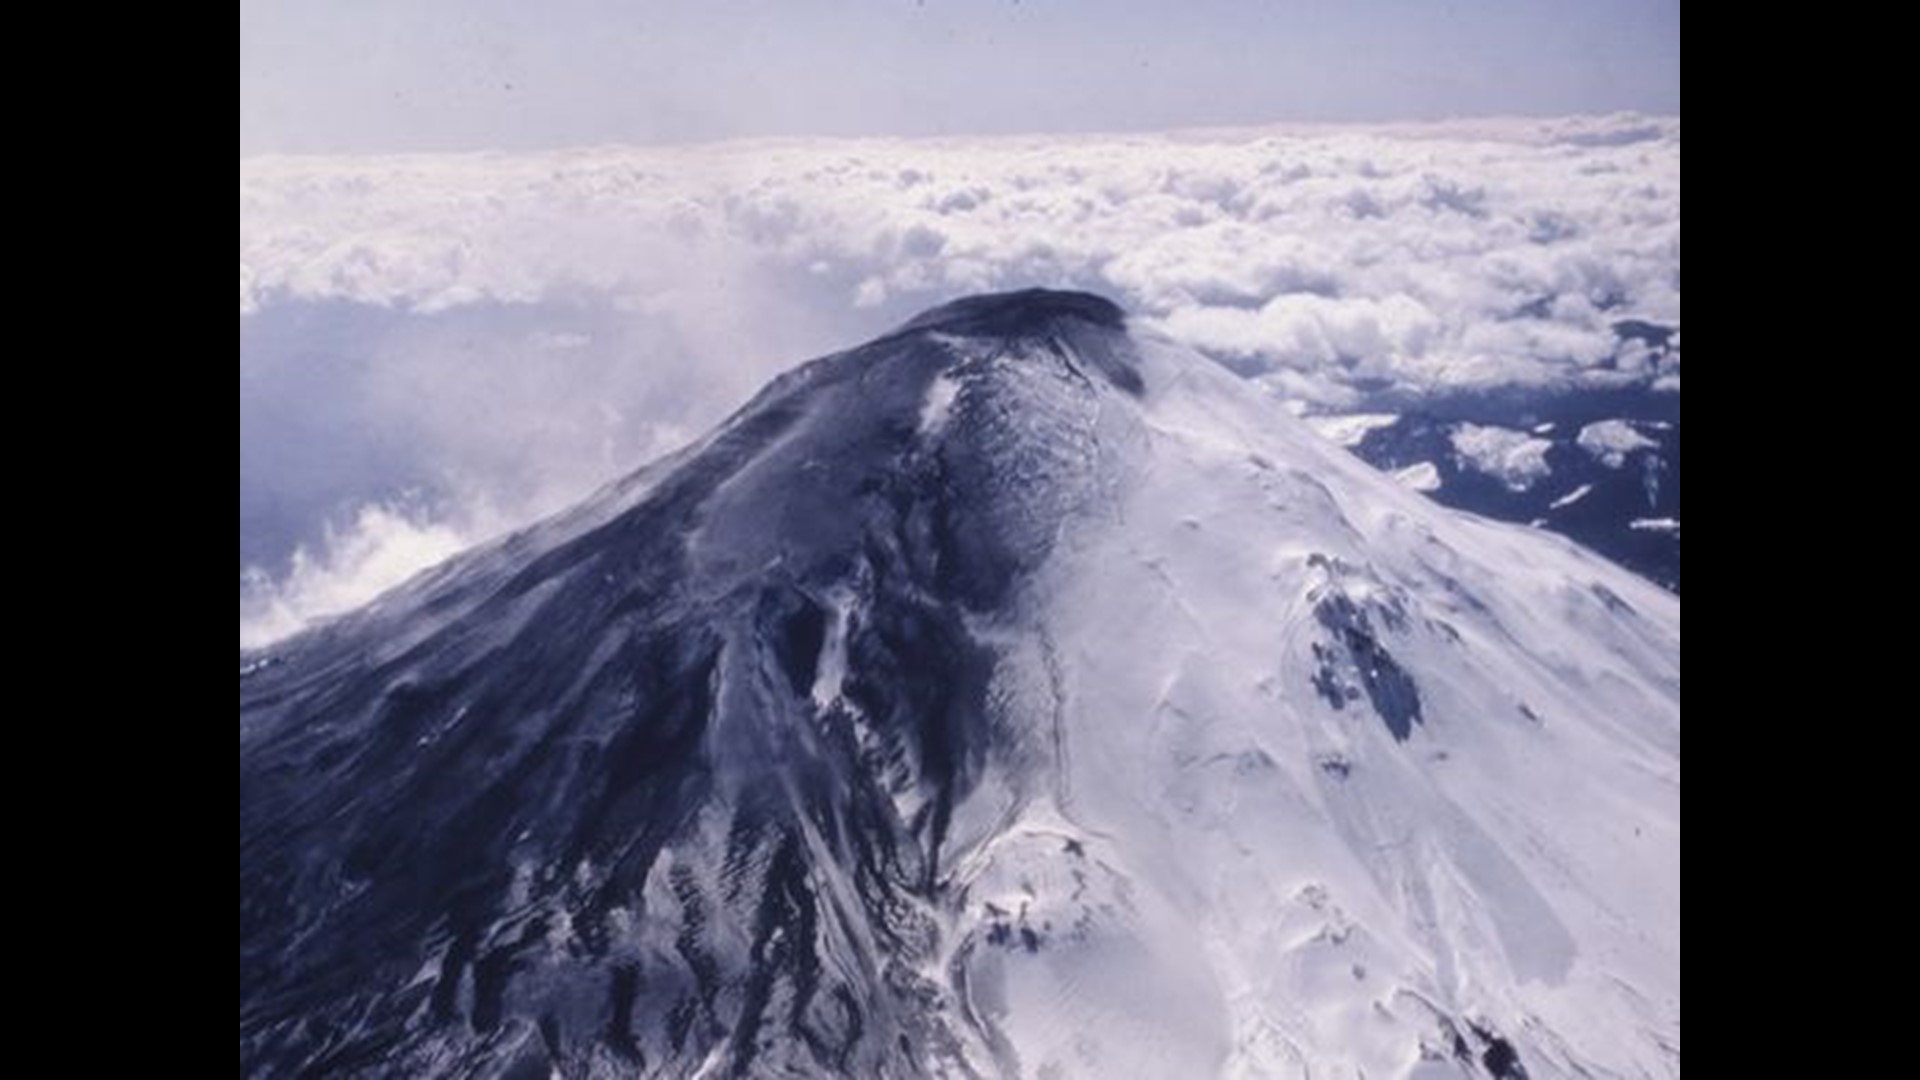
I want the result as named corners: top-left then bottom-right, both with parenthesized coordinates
top-left (240, 500), bottom-right (484, 649)
top-left (240, 115), bottom-right (1681, 644)
top-left (1450, 424), bottom-right (1555, 492)
top-left (1577, 419), bottom-right (1659, 468)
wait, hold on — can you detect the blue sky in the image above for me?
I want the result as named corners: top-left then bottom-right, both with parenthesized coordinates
top-left (239, 0), bottom-right (1679, 155)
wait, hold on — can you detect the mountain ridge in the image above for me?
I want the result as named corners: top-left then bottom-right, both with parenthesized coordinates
top-left (241, 290), bottom-right (1678, 1079)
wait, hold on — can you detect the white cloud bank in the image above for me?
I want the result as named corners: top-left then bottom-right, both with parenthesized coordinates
top-left (243, 114), bottom-right (1679, 399)
top-left (240, 115), bottom-right (1680, 646)
top-left (239, 500), bottom-right (485, 650)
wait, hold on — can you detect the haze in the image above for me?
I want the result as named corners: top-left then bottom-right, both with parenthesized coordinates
top-left (240, 0), bottom-right (1679, 156)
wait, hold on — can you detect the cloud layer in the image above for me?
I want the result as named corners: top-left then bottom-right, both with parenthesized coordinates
top-left (243, 115), bottom-right (1679, 398)
top-left (240, 115), bottom-right (1680, 645)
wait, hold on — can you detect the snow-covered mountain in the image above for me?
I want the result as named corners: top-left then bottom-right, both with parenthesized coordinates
top-left (239, 290), bottom-right (1679, 1079)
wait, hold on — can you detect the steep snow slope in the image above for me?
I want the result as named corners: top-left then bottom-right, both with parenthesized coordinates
top-left (240, 290), bottom-right (1678, 1079)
